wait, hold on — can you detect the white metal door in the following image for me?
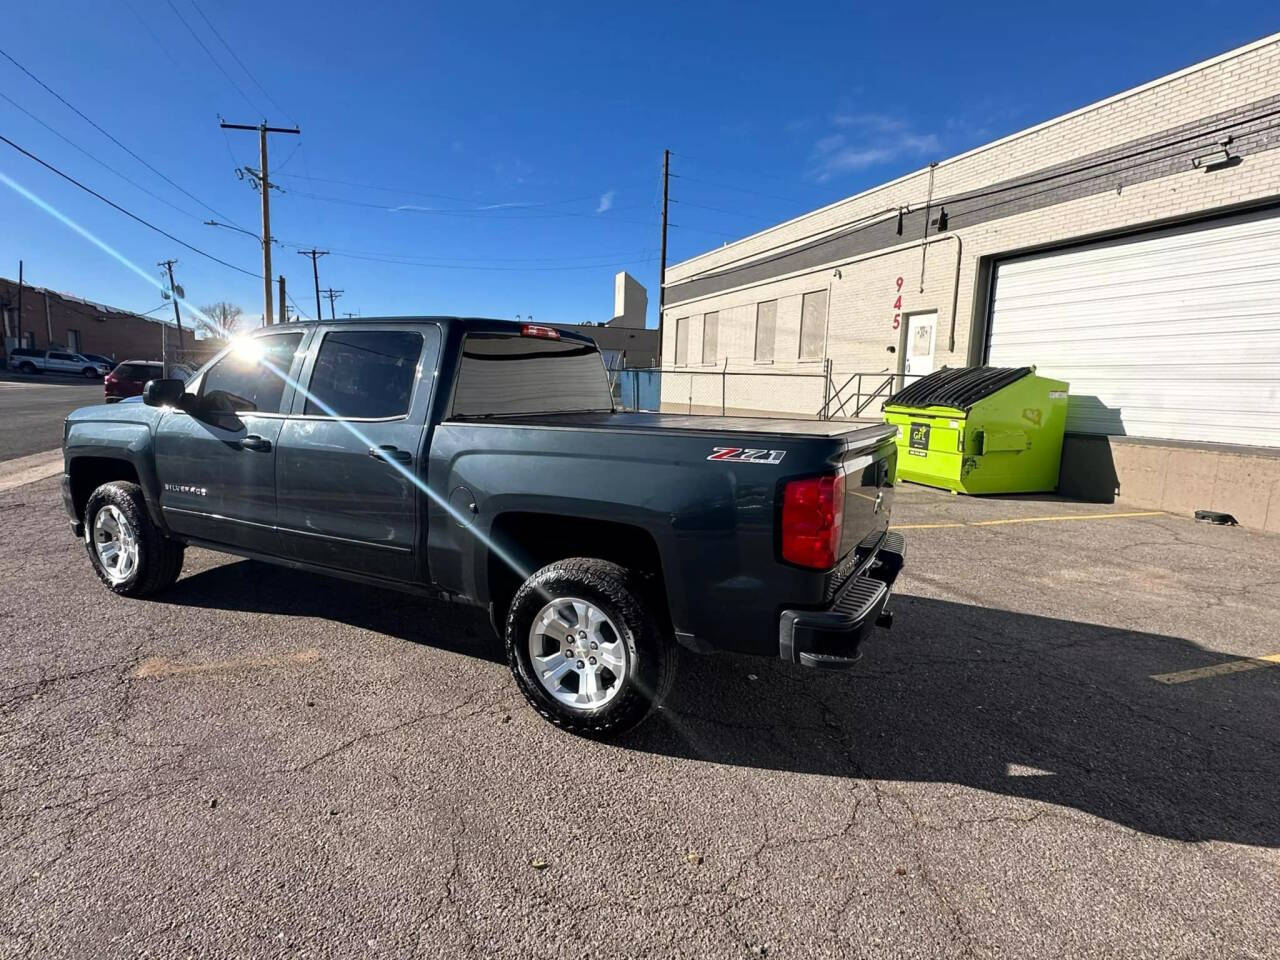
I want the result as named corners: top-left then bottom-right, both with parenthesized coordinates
top-left (904, 312), bottom-right (937, 377)
top-left (987, 208), bottom-right (1280, 447)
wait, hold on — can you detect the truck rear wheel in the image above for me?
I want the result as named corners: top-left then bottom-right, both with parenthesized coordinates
top-left (84, 481), bottom-right (184, 597)
top-left (505, 558), bottom-right (674, 738)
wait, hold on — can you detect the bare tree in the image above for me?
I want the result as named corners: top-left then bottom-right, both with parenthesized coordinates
top-left (200, 302), bottom-right (244, 338)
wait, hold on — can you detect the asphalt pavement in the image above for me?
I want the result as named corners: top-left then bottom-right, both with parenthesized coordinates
top-left (1, 477), bottom-right (1277, 959)
top-left (0, 373), bottom-right (104, 461)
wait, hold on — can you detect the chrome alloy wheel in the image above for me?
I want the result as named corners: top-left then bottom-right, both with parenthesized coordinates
top-left (527, 597), bottom-right (628, 711)
top-left (93, 504), bottom-right (139, 584)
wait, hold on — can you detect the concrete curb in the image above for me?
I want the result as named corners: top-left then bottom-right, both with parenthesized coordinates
top-left (0, 449), bottom-right (63, 493)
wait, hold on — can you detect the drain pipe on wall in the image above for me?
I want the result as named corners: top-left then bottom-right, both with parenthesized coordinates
top-left (918, 162), bottom-right (937, 294)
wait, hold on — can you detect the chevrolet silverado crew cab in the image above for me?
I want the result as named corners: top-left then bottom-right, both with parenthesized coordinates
top-left (62, 318), bottom-right (904, 736)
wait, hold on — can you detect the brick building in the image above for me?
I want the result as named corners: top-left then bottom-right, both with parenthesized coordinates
top-left (0, 276), bottom-right (215, 366)
top-left (660, 33), bottom-right (1280, 530)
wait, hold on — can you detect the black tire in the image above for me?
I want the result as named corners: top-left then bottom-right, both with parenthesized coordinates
top-left (18, 362), bottom-right (36, 374)
top-left (84, 481), bottom-right (185, 597)
top-left (505, 558), bottom-right (674, 738)
top-left (83, 367), bottom-right (99, 379)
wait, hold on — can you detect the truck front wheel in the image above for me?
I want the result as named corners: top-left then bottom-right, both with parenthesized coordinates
top-left (84, 481), bottom-right (185, 597)
top-left (505, 558), bottom-right (674, 738)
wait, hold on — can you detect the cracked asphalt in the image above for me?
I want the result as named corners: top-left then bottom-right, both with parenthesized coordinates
top-left (2, 476), bottom-right (1278, 959)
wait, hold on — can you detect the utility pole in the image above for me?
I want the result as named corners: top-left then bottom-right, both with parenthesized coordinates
top-left (298, 248), bottom-right (327, 324)
top-left (220, 120), bottom-right (300, 325)
top-left (321, 288), bottom-right (343, 320)
top-left (158, 260), bottom-right (186, 363)
top-left (15, 260), bottom-right (23, 346)
top-left (658, 149), bottom-right (670, 366)
top-left (277, 275), bottom-right (287, 322)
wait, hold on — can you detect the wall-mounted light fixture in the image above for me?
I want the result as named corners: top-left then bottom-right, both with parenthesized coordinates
top-left (1192, 138), bottom-right (1239, 172)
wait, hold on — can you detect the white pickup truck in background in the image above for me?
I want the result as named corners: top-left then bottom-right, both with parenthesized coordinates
top-left (6, 348), bottom-right (113, 378)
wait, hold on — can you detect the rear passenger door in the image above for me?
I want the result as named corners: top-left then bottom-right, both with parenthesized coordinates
top-left (275, 324), bottom-right (441, 582)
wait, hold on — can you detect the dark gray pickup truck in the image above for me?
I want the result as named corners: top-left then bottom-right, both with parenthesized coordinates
top-left (62, 318), bottom-right (904, 735)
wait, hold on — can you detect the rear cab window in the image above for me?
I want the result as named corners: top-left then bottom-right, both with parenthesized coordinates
top-left (450, 333), bottom-right (613, 418)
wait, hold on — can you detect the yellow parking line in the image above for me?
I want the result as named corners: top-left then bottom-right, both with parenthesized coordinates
top-left (969, 511), bottom-right (1164, 527)
top-left (1151, 653), bottom-right (1280, 685)
top-left (891, 511), bottom-right (1162, 531)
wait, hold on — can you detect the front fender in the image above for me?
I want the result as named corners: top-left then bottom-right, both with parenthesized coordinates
top-left (64, 421), bottom-right (165, 530)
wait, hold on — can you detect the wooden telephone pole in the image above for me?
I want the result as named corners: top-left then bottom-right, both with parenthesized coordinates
top-left (158, 259), bottom-right (186, 370)
top-left (219, 120), bottom-right (300, 325)
top-left (658, 149), bottom-right (670, 364)
top-left (298, 248), bottom-right (327, 323)
top-left (320, 288), bottom-right (343, 320)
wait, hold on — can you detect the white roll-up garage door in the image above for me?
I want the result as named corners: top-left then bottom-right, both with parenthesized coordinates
top-left (986, 208), bottom-right (1280, 447)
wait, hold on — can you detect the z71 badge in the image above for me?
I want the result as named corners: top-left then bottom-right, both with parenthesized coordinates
top-left (707, 447), bottom-right (786, 464)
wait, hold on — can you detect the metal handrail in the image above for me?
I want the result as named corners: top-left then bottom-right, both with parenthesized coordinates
top-left (818, 371), bottom-right (926, 420)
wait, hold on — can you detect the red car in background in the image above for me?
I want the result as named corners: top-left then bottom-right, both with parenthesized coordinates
top-left (103, 361), bottom-right (193, 402)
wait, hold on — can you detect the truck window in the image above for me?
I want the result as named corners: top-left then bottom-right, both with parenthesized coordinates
top-left (450, 334), bottom-right (612, 417)
top-left (200, 333), bottom-right (303, 414)
top-left (304, 330), bottom-right (424, 419)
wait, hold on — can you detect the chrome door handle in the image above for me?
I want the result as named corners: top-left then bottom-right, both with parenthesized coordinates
top-left (370, 445), bottom-right (412, 464)
top-left (240, 435), bottom-right (272, 452)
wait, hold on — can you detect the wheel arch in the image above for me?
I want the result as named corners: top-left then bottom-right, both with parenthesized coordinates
top-left (483, 511), bottom-right (669, 634)
top-left (66, 454), bottom-right (162, 528)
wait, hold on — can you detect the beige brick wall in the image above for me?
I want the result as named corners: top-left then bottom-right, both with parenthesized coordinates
top-left (660, 33), bottom-right (1280, 416)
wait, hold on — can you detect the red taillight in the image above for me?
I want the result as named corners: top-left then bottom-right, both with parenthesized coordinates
top-left (522, 323), bottom-right (560, 340)
top-left (781, 473), bottom-right (844, 569)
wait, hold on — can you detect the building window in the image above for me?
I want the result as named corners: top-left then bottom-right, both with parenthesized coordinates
top-left (674, 316), bottom-right (689, 365)
top-left (702, 311), bottom-right (718, 364)
top-left (799, 290), bottom-right (828, 360)
top-left (754, 301), bottom-right (777, 362)
top-left (66, 329), bottom-right (81, 352)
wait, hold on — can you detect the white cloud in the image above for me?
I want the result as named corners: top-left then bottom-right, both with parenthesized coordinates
top-left (809, 112), bottom-right (939, 183)
top-left (596, 190), bottom-right (616, 214)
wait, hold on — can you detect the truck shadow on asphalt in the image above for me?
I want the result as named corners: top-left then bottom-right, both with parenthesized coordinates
top-left (162, 558), bottom-right (505, 664)
top-left (624, 593), bottom-right (1280, 849)
top-left (162, 562), bottom-right (1277, 848)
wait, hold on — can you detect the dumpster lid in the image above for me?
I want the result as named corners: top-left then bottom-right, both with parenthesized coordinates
top-left (885, 366), bottom-right (1032, 413)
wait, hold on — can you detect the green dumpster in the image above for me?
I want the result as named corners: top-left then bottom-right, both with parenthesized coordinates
top-left (882, 366), bottom-right (1069, 494)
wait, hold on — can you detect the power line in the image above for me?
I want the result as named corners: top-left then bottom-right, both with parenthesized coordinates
top-left (189, 0), bottom-right (295, 125)
top-left (163, 0), bottom-right (260, 114)
top-left (0, 131), bottom-right (262, 278)
top-left (0, 45), bottom-right (244, 227)
top-left (0, 90), bottom-right (204, 222)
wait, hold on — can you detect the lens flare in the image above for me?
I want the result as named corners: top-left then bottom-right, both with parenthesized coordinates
top-left (0, 170), bottom-right (531, 593)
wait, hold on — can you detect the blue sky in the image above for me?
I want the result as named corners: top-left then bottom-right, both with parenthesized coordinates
top-left (1, 1), bottom-right (1275, 333)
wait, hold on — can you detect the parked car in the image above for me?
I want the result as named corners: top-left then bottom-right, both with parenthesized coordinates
top-left (104, 361), bottom-right (165, 402)
top-left (82, 353), bottom-right (116, 369)
top-left (61, 319), bottom-right (904, 736)
top-left (8, 348), bottom-right (112, 378)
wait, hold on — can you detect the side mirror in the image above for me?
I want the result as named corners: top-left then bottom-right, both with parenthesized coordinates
top-left (142, 378), bottom-right (188, 408)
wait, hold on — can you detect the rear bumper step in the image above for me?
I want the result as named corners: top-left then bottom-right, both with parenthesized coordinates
top-left (778, 531), bottom-right (905, 669)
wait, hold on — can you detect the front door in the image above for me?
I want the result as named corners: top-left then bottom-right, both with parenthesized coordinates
top-left (276, 324), bottom-right (441, 582)
top-left (153, 331), bottom-right (307, 553)
top-left (904, 312), bottom-right (937, 378)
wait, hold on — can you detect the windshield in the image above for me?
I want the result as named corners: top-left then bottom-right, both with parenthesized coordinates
top-left (450, 333), bottom-right (613, 418)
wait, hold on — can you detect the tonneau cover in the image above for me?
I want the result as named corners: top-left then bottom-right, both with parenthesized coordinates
top-left (448, 410), bottom-right (894, 442)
